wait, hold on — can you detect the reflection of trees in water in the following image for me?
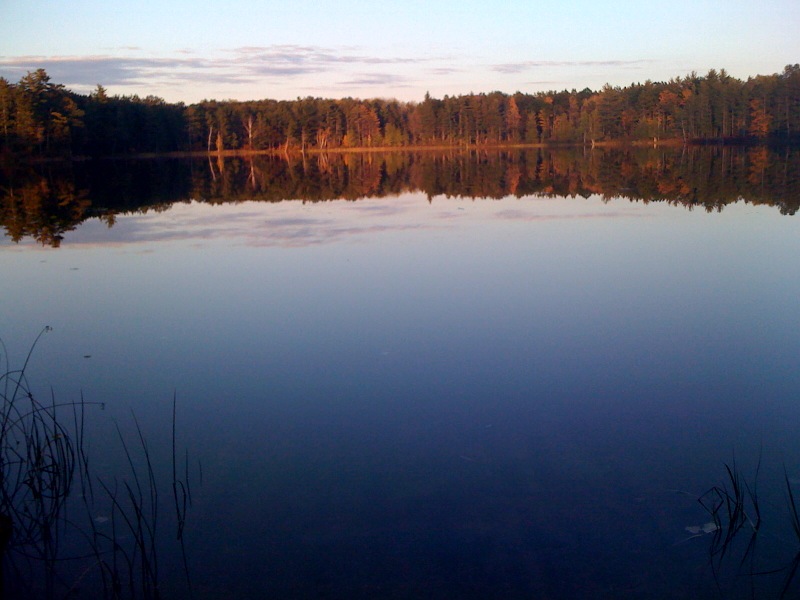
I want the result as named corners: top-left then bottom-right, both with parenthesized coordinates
top-left (2, 146), bottom-right (799, 246)
top-left (0, 171), bottom-right (91, 247)
top-left (191, 146), bottom-right (800, 214)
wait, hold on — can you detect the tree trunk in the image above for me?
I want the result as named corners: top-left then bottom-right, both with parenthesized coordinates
top-left (246, 116), bottom-right (254, 149)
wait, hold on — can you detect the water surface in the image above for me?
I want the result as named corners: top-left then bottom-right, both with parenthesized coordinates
top-left (1, 148), bottom-right (799, 598)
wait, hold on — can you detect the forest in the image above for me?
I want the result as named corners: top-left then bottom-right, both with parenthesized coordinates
top-left (0, 65), bottom-right (799, 158)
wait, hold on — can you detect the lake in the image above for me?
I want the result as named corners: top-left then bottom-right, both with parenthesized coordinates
top-left (2, 146), bottom-right (800, 598)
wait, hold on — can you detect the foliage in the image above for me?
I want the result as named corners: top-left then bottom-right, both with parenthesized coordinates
top-left (1, 66), bottom-right (799, 159)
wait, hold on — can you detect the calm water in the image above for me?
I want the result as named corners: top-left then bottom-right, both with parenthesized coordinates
top-left (2, 148), bottom-right (800, 598)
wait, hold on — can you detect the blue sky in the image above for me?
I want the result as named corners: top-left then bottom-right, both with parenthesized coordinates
top-left (1, 0), bottom-right (798, 103)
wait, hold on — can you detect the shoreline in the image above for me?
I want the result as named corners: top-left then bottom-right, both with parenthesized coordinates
top-left (14, 137), bottom-right (789, 164)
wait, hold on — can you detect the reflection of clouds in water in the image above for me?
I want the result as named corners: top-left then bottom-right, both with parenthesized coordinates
top-left (348, 201), bottom-right (411, 217)
top-left (51, 196), bottom-right (646, 250)
top-left (247, 224), bottom-right (424, 248)
top-left (431, 209), bottom-right (468, 221)
top-left (494, 208), bottom-right (643, 222)
top-left (64, 200), bottom-right (431, 249)
top-left (263, 216), bottom-right (330, 227)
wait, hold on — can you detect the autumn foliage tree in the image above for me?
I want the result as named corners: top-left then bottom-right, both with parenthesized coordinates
top-left (1, 66), bottom-right (799, 160)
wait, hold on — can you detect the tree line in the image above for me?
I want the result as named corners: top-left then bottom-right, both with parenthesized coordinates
top-left (1, 66), bottom-right (799, 158)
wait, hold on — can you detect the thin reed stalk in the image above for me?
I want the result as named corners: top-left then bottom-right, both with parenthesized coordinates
top-left (1, 329), bottom-right (196, 599)
top-left (693, 455), bottom-right (800, 599)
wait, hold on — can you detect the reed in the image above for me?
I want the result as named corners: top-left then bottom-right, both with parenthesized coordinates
top-left (780, 466), bottom-right (800, 598)
top-left (0, 328), bottom-right (195, 599)
top-left (693, 455), bottom-right (800, 599)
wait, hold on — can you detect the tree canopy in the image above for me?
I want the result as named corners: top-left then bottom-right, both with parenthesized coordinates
top-left (1, 66), bottom-right (799, 159)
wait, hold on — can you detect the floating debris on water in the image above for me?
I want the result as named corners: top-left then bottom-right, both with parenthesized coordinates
top-left (685, 522), bottom-right (719, 535)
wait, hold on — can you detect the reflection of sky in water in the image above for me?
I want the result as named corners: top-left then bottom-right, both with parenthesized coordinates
top-left (2, 193), bottom-right (800, 597)
top-left (1, 193), bottom-right (644, 248)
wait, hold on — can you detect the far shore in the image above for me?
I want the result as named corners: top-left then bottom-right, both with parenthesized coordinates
top-left (9, 137), bottom-right (785, 164)
top-left (140, 137), bottom-right (691, 159)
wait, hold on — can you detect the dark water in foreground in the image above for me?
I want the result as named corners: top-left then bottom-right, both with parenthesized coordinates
top-left (2, 148), bottom-right (800, 598)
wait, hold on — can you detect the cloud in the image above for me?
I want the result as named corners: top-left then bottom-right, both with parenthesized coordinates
top-left (491, 59), bottom-right (656, 74)
top-left (428, 67), bottom-right (462, 76)
top-left (0, 55), bottom-right (216, 87)
top-left (0, 45), bottom-right (431, 95)
top-left (337, 73), bottom-right (410, 87)
top-left (228, 45), bottom-right (424, 66)
top-left (100, 46), bottom-right (142, 52)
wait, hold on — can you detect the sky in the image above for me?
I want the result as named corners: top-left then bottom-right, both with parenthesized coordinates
top-left (0, 0), bottom-right (798, 104)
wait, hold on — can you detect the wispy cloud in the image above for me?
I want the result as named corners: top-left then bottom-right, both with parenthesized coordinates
top-left (0, 45), bottom-right (432, 95)
top-left (492, 59), bottom-right (655, 74)
top-left (337, 73), bottom-right (411, 87)
top-left (0, 55), bottom-right (218, 87)
top-left (429, 67), bottom-right (462, 76)
top-left (100, 46), bottom-right (142, 52)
